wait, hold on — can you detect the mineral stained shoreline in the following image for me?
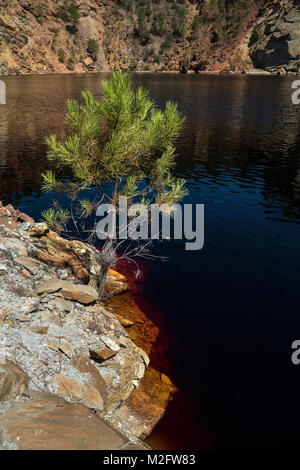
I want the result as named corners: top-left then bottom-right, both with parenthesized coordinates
top-left (0, 202), bottom-right (175, 450)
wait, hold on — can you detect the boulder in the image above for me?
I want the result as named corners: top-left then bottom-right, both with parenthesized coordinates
top-left (0, 391), bottom-right (128, 450)
top-left (52, 374), bottom-right (104, 410)
top-left (0, 360), bottom-right (29, 402)
top-left (105, 269), bottom-right (129, 296)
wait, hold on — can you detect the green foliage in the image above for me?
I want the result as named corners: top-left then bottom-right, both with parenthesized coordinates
top-left (51, 30), bottom-right (59, 51)
top-left (129, 60), bottom-right (137, 70)
top-left (143, 47), bottom-right (154, 61)
top-left (137, 6), bottom-right (151, 45)
top-left (151, 11), bottom-right (165, 36)
top-left (159, 33), bottom-right (172, 54)
top-left (67, 57), bottom-right (74, 70)
top-left (36, 4), bottom-right (44, 23)
top-left (58, 48), bottom-right (65, 63)
top-left (58, 0), bottom-right (80, 33)
top-left (114, 0), bottom-right (134, 11)
top-left (191, 17), bottom-right (201, 38)
top-left (42, 72), bottom-right (186, 234)
top-left (41, 208), bottom-right (70, 232)
top-left (41, 170), bottom-right (59, 193)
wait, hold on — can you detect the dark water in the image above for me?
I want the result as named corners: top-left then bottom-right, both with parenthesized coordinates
top-left (1, 73), bottom-right (300, 449)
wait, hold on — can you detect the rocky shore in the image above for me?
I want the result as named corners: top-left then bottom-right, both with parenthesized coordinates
top-left (0, 202), bottom-right (175, 450)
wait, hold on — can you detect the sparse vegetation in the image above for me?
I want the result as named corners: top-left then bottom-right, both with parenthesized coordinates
top-left (58, 0), bottom-right (80, 33)
top-left (36, 4), bottom-right (44, 23)
top-left (51, 30), bottom-right (59, 51)
top-left (58, 48), bottom-right (65, 63)
top-left (87, 39), bottom-right (99, 60)
top-left (47, 0), bottom-right (255, 73)
top-left (67, 57), bottom-right (74, 70)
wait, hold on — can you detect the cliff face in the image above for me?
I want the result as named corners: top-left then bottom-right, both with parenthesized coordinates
top-left (0, 0), bottom-right (298, 75)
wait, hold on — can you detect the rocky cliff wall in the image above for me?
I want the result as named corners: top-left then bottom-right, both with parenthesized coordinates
top-left (1, 0), bottom-right (298, 76)
top-left (249, 0), bottom-right (300, 74)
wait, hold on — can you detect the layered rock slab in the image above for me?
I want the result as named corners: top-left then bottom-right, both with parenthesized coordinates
top-left (0, 391), bottom-right (128, 450)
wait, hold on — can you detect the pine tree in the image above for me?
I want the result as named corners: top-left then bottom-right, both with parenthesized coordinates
top-left (42, 72), bottom-right (186, 297)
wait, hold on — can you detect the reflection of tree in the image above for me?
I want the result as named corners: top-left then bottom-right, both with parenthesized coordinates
top-left (1, 74), bottom-right (300, 221)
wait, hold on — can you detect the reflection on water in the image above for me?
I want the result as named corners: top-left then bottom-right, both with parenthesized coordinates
top-left (1, 73), bottom-right (300, 449)
top-left (0, 74), bottom-right (110, 204)
top-left (0, 74), bottom-right (300, 221)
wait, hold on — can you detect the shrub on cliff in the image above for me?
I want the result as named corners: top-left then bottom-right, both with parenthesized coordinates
top-left (87, 39), bottom-right (99, 60)
top-left (41, 72), bottom-right (186, 298)
top-left (58, 0), bottom-right (80, 33)
top-left (58, 49), bottom-right (65, 63)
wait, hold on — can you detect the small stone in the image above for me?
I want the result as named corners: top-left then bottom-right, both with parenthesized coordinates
top-left (57, 268), bottom-right (69, 280)
top-left (112, 313), bottom-right (134, 327)
top-left (0, 265), bottom-right (8, 275)
top-left (49, 297), bottom-right (73, 312)
top-left (20, 299), bottom-right (39, 315)
top-left (36, 279), bottom-right (63, 295)
top-left (137, 347), bottom-right (150, 367)
top-left (59, 340), bottom-right (75, 359)
top-left (39, 311), bottom-right (61, 327)
top-left (0, 360), bottom-right (29, 402)
top-left (27, 223), bottom-right (49, 237)
top-left (17, 222), bottom-right (30, 232)
top-left (29, 326), bottom-right (49, 335)
top-left (89, 348), bottom-right (118, 362)
top-left (83, 57), bottom-right (94, 66)
top-left (101, 336), bottom-right (120, 352)
top-left (21, 269), bottom-right (32, 279)
top-left (14, 257), bottom-right (45, 276)
top-left (0, 307), bottom-right (8, 327)
top-left (16, 316), bottom-right (31, 322)
top-left (48, 339), bottom-right (59, 352)
top-left (18, 213), bottom-right (34, 224)
top-left (61, 284), bottom-right (99, 305)
top-left (40, 360), bottom-right (48, 366)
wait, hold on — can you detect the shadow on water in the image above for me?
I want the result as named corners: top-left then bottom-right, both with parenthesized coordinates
top-left (1, 73), bottom-right (300, 448)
